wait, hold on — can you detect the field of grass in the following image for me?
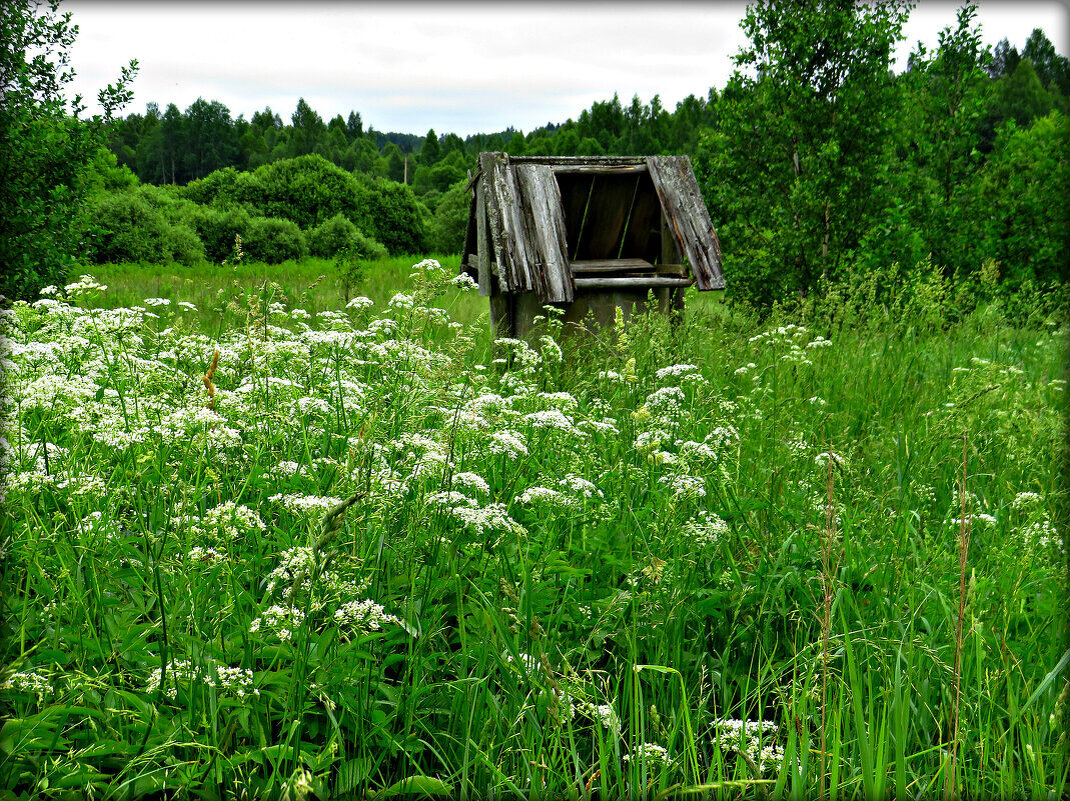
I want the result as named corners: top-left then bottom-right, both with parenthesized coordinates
top-left (1, 258), bottom-right (1067, 799)
top-left (88, 253), bottom-right (484, 336)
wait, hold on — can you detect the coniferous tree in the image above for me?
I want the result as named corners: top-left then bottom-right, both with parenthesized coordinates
top-left (346, 111), bottom-right (363, 140)
top-left (290, 97), bottom-right (325, 157)
top-left (420, 128), bottom-right (441, 166)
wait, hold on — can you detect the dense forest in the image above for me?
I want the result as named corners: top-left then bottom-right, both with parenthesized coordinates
top-left (3, 1), bottom-right (1067, 307)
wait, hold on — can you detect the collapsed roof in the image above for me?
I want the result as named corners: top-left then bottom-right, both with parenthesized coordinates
top-left (461, 154), bottom-right (725, 304)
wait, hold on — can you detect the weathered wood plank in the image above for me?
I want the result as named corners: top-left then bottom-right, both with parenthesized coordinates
top-left (573, 276), bottom-right (694, 289)
top-left (551, 164), bottom-right (648, 175)
top-left (507, 155), bottom-right (646, 167)
top-left (570, 258), bottom-right (656, 273)
top-left (475, 178), bottom-right (491, 297)
top-left (646, 155), bottom-right (725, 291)
top-left (496, 158), bottom-right (535, 292)
top-left (516, 163), bottom-right (574, 303)
top-left (479, 152), bottom-right (512, 289)
top-left (483, 152), bottom-right (535, 293)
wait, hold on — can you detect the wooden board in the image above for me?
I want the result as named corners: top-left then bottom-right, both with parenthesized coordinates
top-left (475, 179), bottom-right (491, 296)
top-left (570, 258), bottom-right (655, 274)
top-left (573, 276), bottom-right (694, 289)
top-left (551, 164), bottom-right (648, 175)
top-left (478, 152), bottom-right (510, 288)
top-left (507, 155), bottom-right (646, 167)
top-left (482, 152), bottom-right (536, 293)
top-left (515, 163), bottom-right (574, 303)
top-left (646, 155), bottom-right (725, 291)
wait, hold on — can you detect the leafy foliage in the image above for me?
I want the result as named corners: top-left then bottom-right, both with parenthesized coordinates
top-left (962, 111), bottom-right (1070, 287)
top-left (0, 0), bottom-right (135, 301)
top-left (696, 0), bottom-right (909, 305)
top-left (1, 264), bottom-right (1065, 797)
top-left (88, 189), bottom-right (203, 265)
top-left (427, 179), bottom-right (470, 254)
top-left (308, 213), bottom-right (387, 260)
top-left (241, 216), bottom-right (307, 263)
top-left (236, 154), bottom-right (368, 230)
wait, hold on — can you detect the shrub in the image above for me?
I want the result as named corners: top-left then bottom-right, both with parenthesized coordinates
top-left (238, 154), bottom-right (368, 230)
top-left (428, 180), bottom-right (470, 254)
top-left (180, 166), bottom-right (243, 207)
top-left (241, 216), bottom-right (306, 263)
top-left (961, 111), bottom-right (1070, 288)
top-left (188, 205), bottom-right (253, 263)
top-left (361, 177), bottom-right (429, 255)
top-left (307, 213), bottom-right (387, 260)
top-left (89, 190), bottom-right (204, 265)
top-left (163, 220), bottom-right (207, 266)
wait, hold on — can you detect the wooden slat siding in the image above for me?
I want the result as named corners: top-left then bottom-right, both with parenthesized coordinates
top-left (646, 156), bottom-right (726, 291)
top-left (482, 152), bottom-right (533, 293)
top-left (497, 158), bottom-right (536, 292)
top-left (571, 258), bottom-right (655, 273)
top-left (475, 179), bottom-right (491, 296)
top-left (580, 173), bottom-right (638, 260)
top-left (515, 164), bottom-right (574, 303)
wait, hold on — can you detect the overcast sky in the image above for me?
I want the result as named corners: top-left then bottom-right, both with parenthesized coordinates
top-left (61, 1), bottom-right (1070, 137)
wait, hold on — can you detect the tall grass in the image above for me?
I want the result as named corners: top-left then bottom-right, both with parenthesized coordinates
top-left (1, 260), bottom-right (1066, 799)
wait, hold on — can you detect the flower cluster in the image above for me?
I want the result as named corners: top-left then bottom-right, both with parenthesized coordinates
top-left (713, 718), bottom-right (783, 775)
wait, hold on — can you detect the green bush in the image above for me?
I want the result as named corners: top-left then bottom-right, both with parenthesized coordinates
top-left (164, 220), bottom-right (207, 266)
top-left (961, 111), bottom-right (1070, 287)
top-left (241, 216), bottom-right (306, 263)
top-left (237, 154), bottom-right (368, 230)
top-left (188, 205), bottom-right (253, 263)
top-left (307, 213), bottom-right (387, 260)
top-left (361, 177), bottom-right (428, 255)
top-left (428, 180), bottom-right (470, 254)
top-left (89, 190), bottom-right (204, 265)
top-left (180, 166), bottom-right (243, 207)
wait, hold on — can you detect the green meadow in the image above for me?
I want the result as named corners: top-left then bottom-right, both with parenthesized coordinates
top-left (1, 259), bottom-right (1066, 799)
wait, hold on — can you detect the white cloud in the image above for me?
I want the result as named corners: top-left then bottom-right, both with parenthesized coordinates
top-left (60, 0), bottom-right (1069, 136)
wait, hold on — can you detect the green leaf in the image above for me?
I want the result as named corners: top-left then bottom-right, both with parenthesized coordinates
top-left (373, 776), bottom-right (454, 798)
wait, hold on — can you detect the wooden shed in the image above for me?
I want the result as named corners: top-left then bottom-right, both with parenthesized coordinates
top-left (460, 153), bottom-right (725, 339)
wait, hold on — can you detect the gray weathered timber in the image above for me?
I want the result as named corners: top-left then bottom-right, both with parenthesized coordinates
top-left (486, 152), bottom-right (534, 292)
top-left (570, 258), bottom-right (656, 273)
top-left (646, 155), bottom-right (725, 291)
top-left (573, 276), bottom-right (694, 289)
top-left (464, 152), bottom-right (724, 338)
top-left (507, 155), bottom-right (646, 167)
top-left (475, 179), bottom-right (491, 297)
top-left (478, 152), bottom-right (508, 288)
top-left (515, 164), bottom-right (574, 303)
top-left (551, 164), bottom-right (648, 175)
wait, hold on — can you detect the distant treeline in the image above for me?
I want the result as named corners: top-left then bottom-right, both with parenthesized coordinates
top-left (65, 12), bottom-right (1065, 308)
